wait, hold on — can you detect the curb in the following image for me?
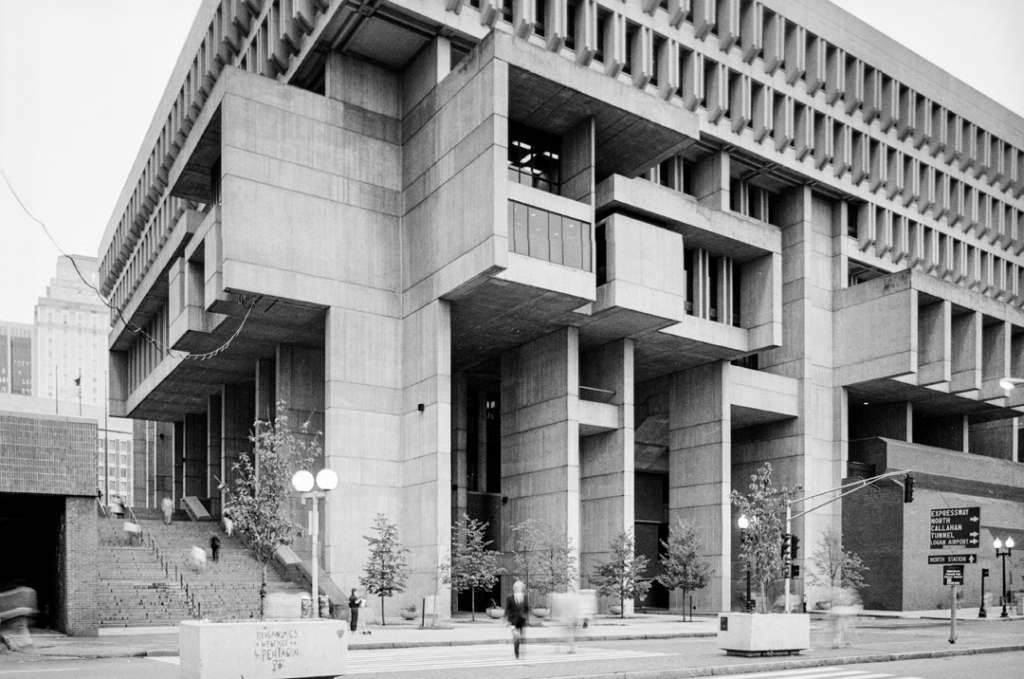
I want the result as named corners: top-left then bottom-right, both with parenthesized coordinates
top-left (347, 630), bottom-right (717, 651)
top-left (554, 644), bottom-right (1024, 679)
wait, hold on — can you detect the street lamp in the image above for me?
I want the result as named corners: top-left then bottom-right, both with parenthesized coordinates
top-left (994, 537), bottom-right (1015, 618)
top-left (738, 514), bottom-right (753, 612)
top-left (998, 377), bottom-right (1024, 391)
top-left (291, 468), bottom-right (338, 617)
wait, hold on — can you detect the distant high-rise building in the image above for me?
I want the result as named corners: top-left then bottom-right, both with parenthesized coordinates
top-left (0, 321), bottom-right (33, 395)
top-left (33, 255), bottom-right (108, 409)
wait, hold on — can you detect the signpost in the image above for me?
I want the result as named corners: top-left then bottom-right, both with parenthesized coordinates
top-left (930, 507), bottom-right (980, 548)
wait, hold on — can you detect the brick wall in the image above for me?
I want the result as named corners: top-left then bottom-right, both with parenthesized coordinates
top-left (56, 496), bottom-right (97, 635)
top-left (0, 412), bottom-right (96, 495)
top-left (842, 478), bottom-right (903, 610)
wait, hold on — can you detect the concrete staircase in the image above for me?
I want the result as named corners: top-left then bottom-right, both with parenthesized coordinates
top-left (133, 519), bottom-right (304, 621)
top-left (95, 517), bottom-right (305, 626)
top-left (96, 520), bottom-right (192, 628)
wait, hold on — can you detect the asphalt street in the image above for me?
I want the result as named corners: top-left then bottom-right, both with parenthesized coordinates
top-left (1, 634), bottom-right (1021, 679)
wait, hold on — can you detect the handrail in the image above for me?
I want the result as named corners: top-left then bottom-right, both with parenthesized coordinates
top-left (96, 496), bottom-right (110, 518)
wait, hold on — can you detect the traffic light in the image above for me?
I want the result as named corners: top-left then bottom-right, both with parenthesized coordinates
top-left (790, 564), bottom-right (801, 578)
top-left (781, 533), bottom-right (792, 567)
top-left (791, 534), bottom-right (801, 561)
top-left (903, 474), bottom-right (915, 503)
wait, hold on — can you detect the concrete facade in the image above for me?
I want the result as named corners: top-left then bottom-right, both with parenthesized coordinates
top-left (98, 0), bottom-right (1024, 614)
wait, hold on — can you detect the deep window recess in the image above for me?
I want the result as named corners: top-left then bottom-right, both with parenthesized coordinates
top-left (847, 259), bottom-right (888, 287)
top-left (508, 123), bottom-right (561, 194)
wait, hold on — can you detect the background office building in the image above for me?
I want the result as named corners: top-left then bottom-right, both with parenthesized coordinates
top-left (99, 0), bottom-right (1024, 613)
top-left (0, 321), bottom-right (33, 396)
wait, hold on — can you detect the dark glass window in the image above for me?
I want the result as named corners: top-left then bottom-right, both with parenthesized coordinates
top-left (508, 123), bottom-right (561, 194)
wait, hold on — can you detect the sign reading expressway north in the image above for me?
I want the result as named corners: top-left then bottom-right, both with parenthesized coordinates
top-left (929, 507), bottom-right (981, 549)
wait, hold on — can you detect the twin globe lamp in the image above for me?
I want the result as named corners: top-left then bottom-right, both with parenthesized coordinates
top-left (291, 467), bottom-right (338, 618)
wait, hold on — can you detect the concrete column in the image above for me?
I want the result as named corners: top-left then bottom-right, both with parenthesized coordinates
top-left (183, 413), bottom-right (206, 499)
top-left (324, 305), bottom-right (402, 591)
top-left (207, 392), bottom-right (222, 508)
top-left (500, 328), bottom-right (581, 579)
top-left (668, 361), bottom-right (730, 612)
top-left (255, 358), bottom-right (275, 423)
top-left (220, 384), bottom-right (254, 509)
top-left (452, 372), bottom-right (469, 525)
top-left (399, 300), bottom-right (453, 614)
top-left (155, 422), bottom-right (174, 505)
top-left (693, 151), bottom-right (730, 211)
top-left (580, 339), bottom-right (635, 600)
top-left (560, 117), bottom-right (595, 203)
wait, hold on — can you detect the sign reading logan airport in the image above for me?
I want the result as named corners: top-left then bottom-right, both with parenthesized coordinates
top-left (930, 507), bottom-right (980, 548)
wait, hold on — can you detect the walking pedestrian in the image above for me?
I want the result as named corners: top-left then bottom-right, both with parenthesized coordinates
top-left (161, 496), bottom-right (174, 525)
top-left (210, 535), bottom-right (221, 562)
top-left (505, 579), bottom-right (530, 659)
top-left (348, 588), bottom-right (363, 633)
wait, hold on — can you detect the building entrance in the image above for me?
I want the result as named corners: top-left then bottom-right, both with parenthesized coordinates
top-left (0, 493), bottom-right (63, 629)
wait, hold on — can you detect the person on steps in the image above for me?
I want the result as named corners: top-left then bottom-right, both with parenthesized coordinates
top-left (210, 535), bottom-right (221, 562)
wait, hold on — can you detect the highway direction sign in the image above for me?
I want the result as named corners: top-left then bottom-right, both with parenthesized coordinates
top-left (943, 564), bottom-right (965, 585)
top-left (928, 554), bottom-right (978, 565)
top-left (930, 507), bottom-right (980, 548)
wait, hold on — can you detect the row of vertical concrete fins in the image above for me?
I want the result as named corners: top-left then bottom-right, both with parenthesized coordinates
top-left (835, 269), bottom-right (1024, 407)
top-left (100, 0), bottom-right (1024, 343)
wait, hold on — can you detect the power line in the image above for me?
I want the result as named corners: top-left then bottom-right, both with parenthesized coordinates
top-left (2, 169), bottom-right (255, 361)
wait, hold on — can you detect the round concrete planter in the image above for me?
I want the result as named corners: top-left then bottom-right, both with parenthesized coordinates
top-left (608, 604), bottom-right (622, 616)
top-left (532, 607), bottom-right (549, 619)
top-left (399, 609), bottom-right (417, 621)
top-left (486, 607), bottom-right (503, 619)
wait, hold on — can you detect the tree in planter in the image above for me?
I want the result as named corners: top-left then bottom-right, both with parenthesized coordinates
top-left (360, 514), bottom-right (410, 625)
top-left (657, 518), bottom-right (712, 621)
top-left (729, 462), bottom-right (797, 613)
top-left (443, 514), bottom-right (503, 621)
top-left (220, 403), bottom-right (318, 618)
top-left (508, 519), bottom-right (578, 608)
top-left (808, 530), bottom-right (870, 603)
top-left (591, 530), bottom-right (651, 618)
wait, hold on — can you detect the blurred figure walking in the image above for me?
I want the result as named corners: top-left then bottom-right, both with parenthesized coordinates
top-left (505, 579), bottom-right (530, 659)
top-left (210, 535), bottom-right (221, 562)
top-left (160, 496), bottom-right (174, 525)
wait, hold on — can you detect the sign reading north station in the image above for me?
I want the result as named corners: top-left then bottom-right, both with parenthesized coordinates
top-left (927, 554), bottom-right (978, 565)
top-left (929, 507), bottom-right (980, 548)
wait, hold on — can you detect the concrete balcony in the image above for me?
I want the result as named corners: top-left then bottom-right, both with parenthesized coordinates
top-left (836, 269), bottom-right (1024, 418)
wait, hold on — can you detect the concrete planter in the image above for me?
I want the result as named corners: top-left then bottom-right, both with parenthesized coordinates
top-left (716, 612), bottom-right (810, 656)
top-left (486, 607), bottom-right (504, 619)
top-left (180, 619), bottom-right (347, 679)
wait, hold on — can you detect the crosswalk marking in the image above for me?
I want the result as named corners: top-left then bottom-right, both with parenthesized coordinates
top-left (719, 669), bottom-right (925, 679)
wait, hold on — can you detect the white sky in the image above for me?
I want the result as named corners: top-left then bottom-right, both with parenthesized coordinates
top-left (1, 0), bottom-right (1022, 324)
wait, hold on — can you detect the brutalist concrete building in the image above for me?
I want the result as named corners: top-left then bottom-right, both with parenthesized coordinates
top-left (98, 0), bottom-right (1024, 613)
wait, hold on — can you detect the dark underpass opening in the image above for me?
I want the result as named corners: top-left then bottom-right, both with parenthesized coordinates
top-left (0, 493), bottom-right (63, 630)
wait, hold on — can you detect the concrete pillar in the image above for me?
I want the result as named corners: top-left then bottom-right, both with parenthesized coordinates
top-left (207, 392), bottom-right (222, 509)
top-left (324, 305), bottom-right (402, 590)
top-left (183, 413), bottom-right (207, 499)
top-left (693, 151), bottom-right (730, 211)
top-left (452, 372), bottom-right (469, 525)
top-left (500, 328), bottom-right (581, 580)
top-left (255, 358), bottom-right (275, 423)
top-left (399, 300), bottom-right (453, 614)
top-left (560, 117), bottom-right (596, 203)
top-left (579, 339), bottom-right (635, 600)
top-left (668, 361), bottom-right (730, 612)
top-left (220, 383), bottom-right (254, 509)
top-left (59, 496), bottom-right (97, 635)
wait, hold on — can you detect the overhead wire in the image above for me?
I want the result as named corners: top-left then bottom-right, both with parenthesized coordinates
top-left (2, 169), bottom-right (256, 361)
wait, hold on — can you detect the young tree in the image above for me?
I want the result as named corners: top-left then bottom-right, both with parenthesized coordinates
top-left (808, 530), bottom-right (870, 595)
top-left (220, 403), bottom-right (318, 618)
top-left (508, 519), bottom-right (577, 606)
top-left (591, 530), bottom-right (651, 618)
top-left (444, 514), bottom-right (503, 620)
top-left (729, 462), bottom-right (797, 613)
top-left (361, 514), bottom-right (410, 625)
top-left (657, 518), bottom-right (712, 620)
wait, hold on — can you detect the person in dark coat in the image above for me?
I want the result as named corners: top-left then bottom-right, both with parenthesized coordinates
top-left (210, 535), bottom-right (221, 562)
top-left (348, 588), bottom-right (363, 633)
top-left (504, 579), bottom-right (530, 658)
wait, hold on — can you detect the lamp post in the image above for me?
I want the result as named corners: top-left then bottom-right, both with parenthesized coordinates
top-left (738, 514), bottom-right (753, 612)
top-left (994, 536), bottom-right (1015, 618)
top-left (291, 468), bottom-right (338, 617)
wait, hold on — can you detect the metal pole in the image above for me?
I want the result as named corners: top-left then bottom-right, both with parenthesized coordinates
top-left (745, 566), bottom-right (751, 612)
top-left (949, 584), bottom-right (957, 644)
top-left (1000, 552), bottom-right (1009, 618)
top-left (784, 502), bottom-right (792, 613)
top-left (311, 495), bottom-right (319, 618)
top-left (979, 569), bottom-right (987, 618)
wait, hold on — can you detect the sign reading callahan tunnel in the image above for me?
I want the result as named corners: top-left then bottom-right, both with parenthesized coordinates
top-left (930, 507), bottom-right (980, 548)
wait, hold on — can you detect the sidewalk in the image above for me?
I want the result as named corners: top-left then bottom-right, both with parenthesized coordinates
top-left (7, 611), bottom-right (1024, 677)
